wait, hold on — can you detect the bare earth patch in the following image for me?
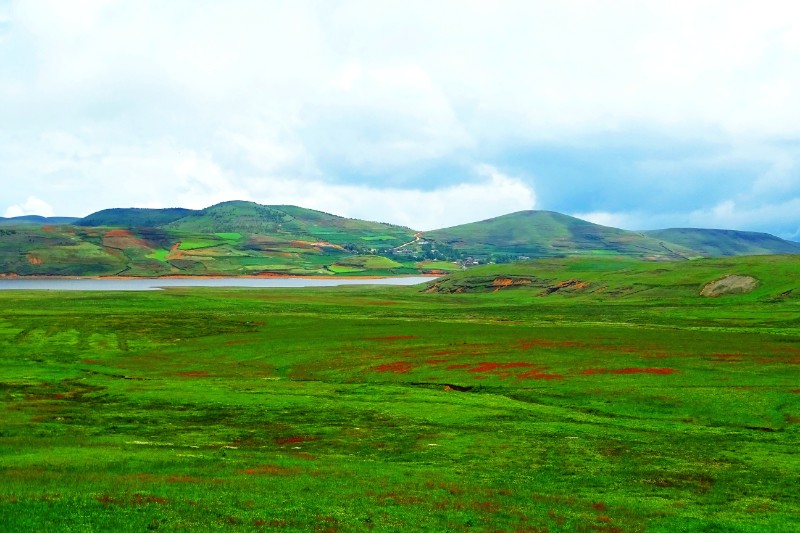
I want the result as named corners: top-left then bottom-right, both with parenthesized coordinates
top-left (700, 275), bottom-right (759, 297)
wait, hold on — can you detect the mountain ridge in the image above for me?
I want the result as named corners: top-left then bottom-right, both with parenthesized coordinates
top-left (1, 201), bottom-right (798, 277)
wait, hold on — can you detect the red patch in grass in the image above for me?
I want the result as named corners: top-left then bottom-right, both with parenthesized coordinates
top-left (712, 353), bottom-right (743, 362)
top-left (592, 502), bottom-right (608, 511)
top-left (105, 229), bottom-right (134, 237)
top-left (613, 367), bottom-right (677, 375)
top-left (790, 389), bottom-right (800, 394)
top-left (446, 361), bottom-right (537, 374)
top-left (82, 359), bottom-right (102, 365)
top-left (372, 361), bottom-right (414, 373)
top-left (517, 370), bottom-right (564, 380)
top-left (240, 464), bottom-right (301, 476)
top-left (178, 371), bottom-right (209, 378)
top-left (165, 475), bottom-right (203, 483)
top-left (757, 355), bottom-right (800, 364)
top-left (274, 435), bottom-right (319, 445)
top-left (254, 519), bottom-right (289, 528)
top-left (431, 343), bottom-right (496, 356)
top-left (52, 393), bottom-right (67, 399)
top-left (96, 493), bottom-right (168, 506)
top-left (518, 339), bottom-right (582, 350)
top-left (365, 335), bottom-right (417, 341)
top-left (131, 493), bottom-right (168, 505)
top-left (581, 367), bottom-right (677, 375)
top-left (293, 452), bottom-right (317, 461)
top-left (468, 362), bottom-right (537, 373)
top-left (374, 492), bottom-right (424, 505)
top-left (223, 339), bottom-right (252, 346)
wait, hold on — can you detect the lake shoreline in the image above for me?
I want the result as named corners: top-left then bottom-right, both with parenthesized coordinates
top-left (0, 272), bottom-right (440, 281)
top-left (0, 275), bottom-right (438, 291)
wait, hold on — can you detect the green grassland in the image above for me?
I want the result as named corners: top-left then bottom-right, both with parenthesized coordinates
top-left (426, 211), bottom-right (800, 261)
top-left (1, 256), bottom-right (798, 531)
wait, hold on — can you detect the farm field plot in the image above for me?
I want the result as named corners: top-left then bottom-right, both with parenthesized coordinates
top-left (1, 262), bottom-right (799, 531)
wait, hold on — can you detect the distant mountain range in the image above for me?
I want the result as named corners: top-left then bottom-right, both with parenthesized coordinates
top-left (1, 200), bottom-right (798, 277)
top-left (0, 215), bottom-right (80, 226)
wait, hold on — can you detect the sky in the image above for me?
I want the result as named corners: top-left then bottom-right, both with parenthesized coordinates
top-left (1, 0), bottom-right (800, 238)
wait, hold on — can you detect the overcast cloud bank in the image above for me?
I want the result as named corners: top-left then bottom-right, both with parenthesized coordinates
top-left (1, 1), bottom-right (799, 238)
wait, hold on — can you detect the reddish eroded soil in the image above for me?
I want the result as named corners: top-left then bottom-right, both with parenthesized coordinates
top-left (223, 339), bottom-right (255, 346)
top-left (293, 452), bottom-right (317, 461)
top-left (82, 359), bottom-right (103, 364)
top-left (239, 464), bottom-right (302, 476)
top-left (165, 475), bottom-right (205, 483)
top-left (518, 339), bottom-right (582, 350)
top-left (790, 389), bottom-right (800, 394)
top-left (372, 491), bottom-right (424, 505)
top-left (26, 254), bottom-right (42, 265)
top-left (274, 435), bottom-right (319, 445)
top-left (372, 361), bottom-right (414, 373)
top-left (96, 493), bottom-right (169, 506)
top-left (431, 343), bottom-right (495, 356)
top-left (581, 367), bottom-right (678, 375)
top-left (447, 362), bottom-right (537, 373)
top-left (756, 356), bottom-right (800, 364)
top-left (592, 502), bottom-right (609, 511)
top-left (712, 353), bottom-right (744, 362)
top-left (102, 229), bottom-right (150, 249)
top-left (517, 370), bottom-right (564, 380)
top-left (177, 371), bottom-right (210, 378)
top-left (491, 277), bottom-right (532, 292)
top-left (365, 335), bottom-right (418, 341)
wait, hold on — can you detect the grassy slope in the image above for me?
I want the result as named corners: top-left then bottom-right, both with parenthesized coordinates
top-left (77, 208), bottom-right (198, 228)
top-left (425, 210), bottom-right (798, 260)
top-left (168, 201), bottom-right (415, 248)
top-left (426, 254), bottom-right (800, 301)
top-left (0, 255), bottom-right (798, 531)
top-left (0, 216), bottom-right (79, 226)
top-left (644, 228), bottom-right (800, 257)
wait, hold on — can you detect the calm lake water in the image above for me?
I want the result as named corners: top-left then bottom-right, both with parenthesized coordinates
top-left (0, 276), bottom-right (436, 291)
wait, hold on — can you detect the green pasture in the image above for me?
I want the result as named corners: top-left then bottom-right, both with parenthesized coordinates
top-left (1, 257), bottom-right (799, 531)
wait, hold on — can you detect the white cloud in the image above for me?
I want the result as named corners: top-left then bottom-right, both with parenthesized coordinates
top-left (2, 0), bottom-right (800, 236)
top-left (573, 196), bottom-right (800, 241)
top-left (243, 164), bottom-right (536, 230)
top-left (570, 211), bottom-right (640, 230)
top-left (4, 196), bottom-right (54, 218)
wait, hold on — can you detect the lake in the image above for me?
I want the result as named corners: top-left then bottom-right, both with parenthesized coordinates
top-left (0, 276), bottom-right (436, 291)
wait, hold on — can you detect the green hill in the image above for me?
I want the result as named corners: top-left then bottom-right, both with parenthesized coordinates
top-left (425, 210), bottom-right (697, 260)
top-left (0, 215), bottom-right (79, 226)
top-left (424, 210), bottom-right (800, 261)
top-left (77, 207), bottom-right (197, 228)
top-left (644, 228), bottom-right (800, 256)
top-left (167, 201), bottom-right (415, 249)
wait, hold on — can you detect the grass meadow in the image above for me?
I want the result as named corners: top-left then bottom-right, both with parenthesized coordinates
top-left (0, 277), bottom-right (798, 531)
